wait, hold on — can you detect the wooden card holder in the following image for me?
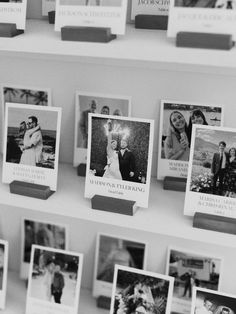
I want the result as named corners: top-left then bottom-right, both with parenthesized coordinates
top-left (96, 296), bottom-right (111, 310)
top-left (61, 26), bottom-right (117, 43)
top-left (193, 212), bottom-right (236, 235)
top-left (135, 14), bottom-right (168, 30)
top-left (91, 195), bottom-right (137, 216)
top-left (48, 11), bottom-right (55, 24)
top-left (9, 181), bottom-right (54, 200)
top-left (0, 23), bottom-right (24, 38)
top-left (176, 32), bottom-right (234, 50)
top-left (163, 176), bottom-right (186, 192)
top-left (77, 163), bottom-right (86, 177)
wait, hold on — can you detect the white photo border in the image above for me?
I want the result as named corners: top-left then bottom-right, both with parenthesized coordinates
top-left (0, 0), bottom-right (27, 30)
top-left (0, 240), bottom-right (8, 310)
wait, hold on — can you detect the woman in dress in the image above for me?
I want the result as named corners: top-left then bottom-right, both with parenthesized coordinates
top-left (225, 147), bottom-right (236, 197)
top-left (20, 123), bottom-right (40, 166)
top-left (103, 120), bottom-right (122, 180)
top-left (43, 261), bottom-right (55, 301)
top-left (187, 109), bottom-right (208, 143)
top-left (164, 111), bottom-right (190, 161)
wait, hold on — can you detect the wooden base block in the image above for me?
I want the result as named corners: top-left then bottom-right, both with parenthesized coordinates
top-left (61, 26), bottom-right (117, 43)
top-left (135, 14), bottom-right (168, 30)
top-left (9, 181), bottom-right (54, 200)
top-left (77, 163), bottom-right (86, 177)
top-left (0, 23), bottom-right (24, 37)
top-left (96, 296), bottom-right (111, 309)
top-left (48, 11), bottom-right (55, 24)
top-left (91, 195), bottom-right (137, 216)
top-left (193, 212), bottom-right (236, 235)
top-left (176, 32), bottom-right (234, 50)
top-left (163, 176), bottom-right (186, 192)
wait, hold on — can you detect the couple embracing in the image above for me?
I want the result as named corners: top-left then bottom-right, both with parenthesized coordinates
top-left (103, 120), bottom-right (136, 181)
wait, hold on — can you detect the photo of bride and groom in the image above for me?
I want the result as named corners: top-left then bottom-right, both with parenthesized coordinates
top-left (88, 116), bottom-right (151, 184)
top-left (5, 105), bottom-right (59, 169)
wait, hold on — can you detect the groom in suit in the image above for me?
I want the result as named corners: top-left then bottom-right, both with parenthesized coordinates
top-left (118, 139), bottom-right (136, 181)
top-left (211, 141), bottom-right (229, 195)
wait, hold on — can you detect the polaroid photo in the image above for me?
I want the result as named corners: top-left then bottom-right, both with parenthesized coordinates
top-left (1, 84), bottom-right (52, 143)
top-left (131, 0), bottom-right (169, 20)
top-left (168, 0), bottom-right (236, 39)
top-left (20, 218), bottom-right (69, 279)
top-left (74, 92), bottom-right (131, 167)
top-left (93, 232), bottom-right (148, 298)
top-left (157, 100), bottom-right (224, 180)
top-left (110, 265), bottom-right (174, 314)
top-left (54, 0), bottom-right (128, 34)
top-left (85, 114), bottom-right (154, 208)
top-left (42, 0), bottom-right (56, 16)
top-left (191, 287), bottom-right (236, 314)
top-left (185, 125), bottom-right (236, 217)
top-left (2, 103), bottom-right (62, 191)
top-left (0, 240), bottom-right (8, 310)
top-left (166, 246), bottom-right (223, 314)
top-left (26, 245), bottom-right (83, 314)
top-left (0, 0), bottom-right (27, 30)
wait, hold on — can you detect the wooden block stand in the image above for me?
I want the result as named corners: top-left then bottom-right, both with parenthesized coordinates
top-left (48, 11), bottom-right (55, 24)
top-left (0, 23), bottom-right (24, 37)
top-left (77, 163), bottom-right (86, 177)
top-left (61, 26), bottom-right (117, 43)
top-left (96, 296), bottom-right (111, 310)
top-left (9, 181), bottom-right (54, 200)
top-left (91, 195), bottom-right (137, 216)
top-left (193, 212), bottom-right (236, 235)
top-left (163, 176), bottom-right (186, 192)
top-left (135, 14), bottom-right (168, 30)
top-left (176, 32), bottom-right (234, 50)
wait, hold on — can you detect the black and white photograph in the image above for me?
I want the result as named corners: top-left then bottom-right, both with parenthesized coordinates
top-left (59, 0), bottom-right (122, 6)
top-left (55, 0), bottom-right (128, 34)
top-left (158, 101), bottom-right (223, 179)
top-left (73, 92), bottom-right (131, 167)
top-left (0, 240), bottom-right (8, 310)
top-left (166, 247), bottom-right (222, 314)
top-left (21, 218), bottom-right (69, 279)
top-left (26, 245), bottom-right (83, 314)
top-left (185, 125), bottom-right (236, 217)
top-left (93, 233), bottom-right (147, 298)
top-left (0, 0), bottom-right (27, 29)
top-left (175, 0), bottom-right (236, 9)
top-left (110, 265), bottom-right (174, 314)
top-left (131, 0), bottom-right (169, 20)
top-left (168, 0), bottom-right (236, 39)
top-left (2, 103), bottom-right (61, 191)
top-left (192, 288), bottom-right (236, 314)
top-left (85, 114), bottom-right (154, 208)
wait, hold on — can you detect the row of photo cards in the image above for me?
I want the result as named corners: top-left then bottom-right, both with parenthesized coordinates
top-left (0, 220), bottom-right (235, 314)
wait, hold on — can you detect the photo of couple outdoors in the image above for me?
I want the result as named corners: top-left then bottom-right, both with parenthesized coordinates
top-left (30, 248), bottom-right (79, 306)
top-left (112, 268), bottom-right (172, 314)
top-left (6, 106), bottom-right (59, 169)
top-left (194, 290), bottom-right (236, 314)
top-left (89, 116), bottom-right (150, 184)
top-left (175, 0), bottom-right (236, 9)
top-left (190, 128), bottom-right (236, 198)
top-left (161, 103), bottom-right (222, 162)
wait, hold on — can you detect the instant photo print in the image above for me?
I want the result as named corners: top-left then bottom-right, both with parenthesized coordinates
top-left (0, 0), bottom-right (27, 32)
top-left (110, 265), bottom-right (174, 314)
top-left (185, 125), bottom-right (236, 218)
top-left (2, 103), bottom-right (62, 192)
top-left (85, 114), bottom-right (154, 208)
top-left (20, 218), bottom-right (69, 279)
top-left (26, 245), bottom-right (83, 314)
top-left (166, 246), bottom-right (223, 314)
top-left (55, 0), bottom-right (128, 35)
top-left (131, 0), bottom-right (169, 20)
top-left (158, 100), bottom-right (224, 180)
top-left (93, 233), bottom-right (147, 299)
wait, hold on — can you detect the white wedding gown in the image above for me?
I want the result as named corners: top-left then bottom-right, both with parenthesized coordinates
top-left (103, 150), bottom-right (122, 180)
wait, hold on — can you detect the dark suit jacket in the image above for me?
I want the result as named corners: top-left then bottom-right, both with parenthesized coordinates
top-left (211, 152), bottom-right (229, 175)
top-left (118, 149), bottom-right (135, 181)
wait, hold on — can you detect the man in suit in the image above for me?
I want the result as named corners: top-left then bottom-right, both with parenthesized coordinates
top-left (211, 141), bottom-right (229, 195)
top-left (79, 99), bottom-right (97, 148)
top-left (118, 139), bottom-right (135, 181)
